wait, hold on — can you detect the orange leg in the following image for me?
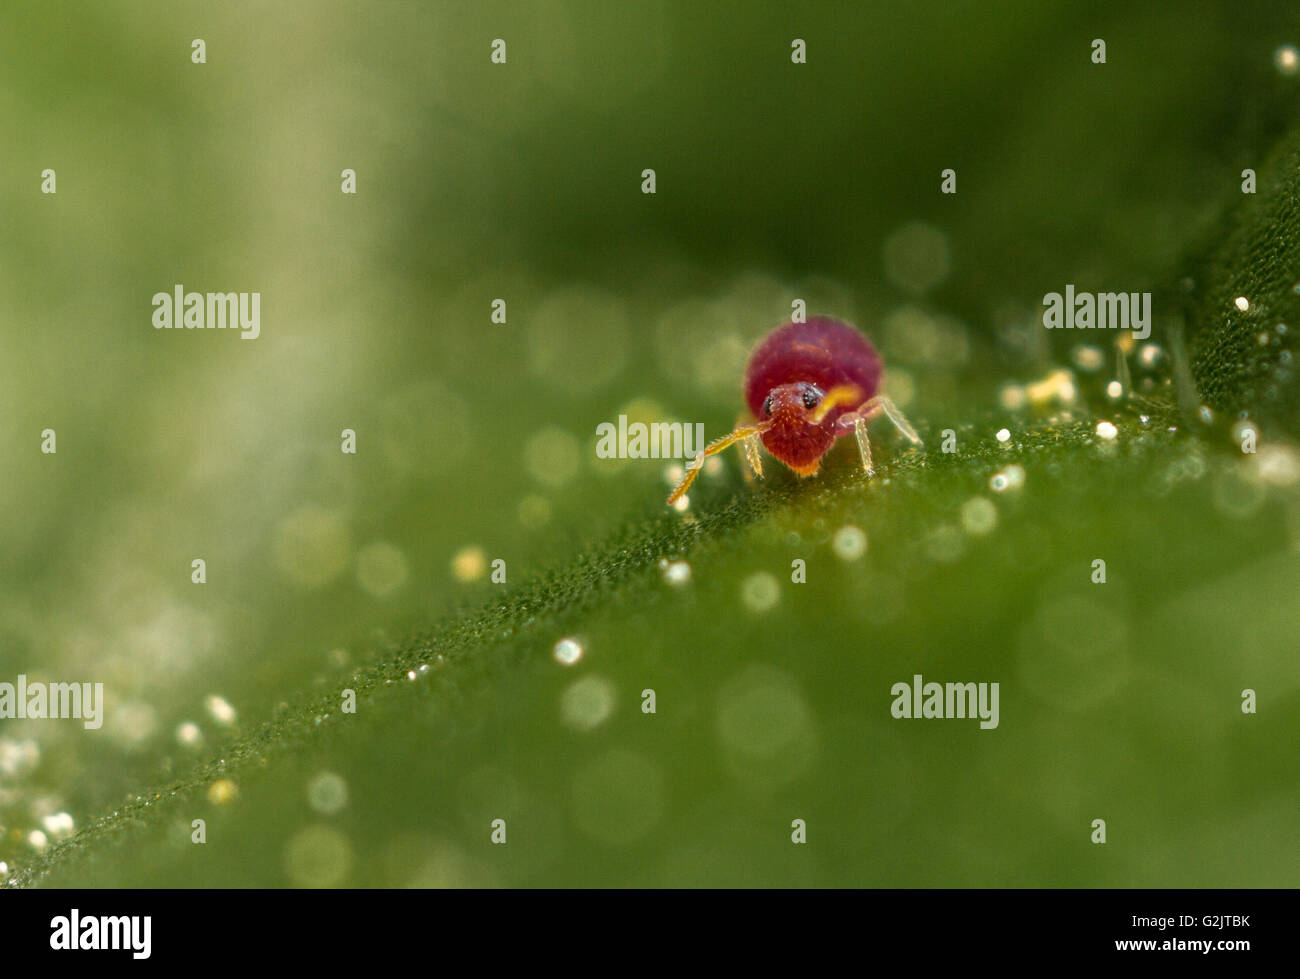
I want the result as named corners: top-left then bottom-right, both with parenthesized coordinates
top-left (835, 395), bottom-right (922, 476)
top-left (667, 421), bottom-right (771, 506)
top-left (737, 413), bottom-right (765, 485)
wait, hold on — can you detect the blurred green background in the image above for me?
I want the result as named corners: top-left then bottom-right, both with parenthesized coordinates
top-left (2, 1), bottom-right (1298, 886)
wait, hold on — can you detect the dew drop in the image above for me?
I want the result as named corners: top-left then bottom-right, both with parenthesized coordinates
top-left (307, 772), bottom-right (350, 815)
top-left (207, 779), bottom-right (238, 805)
top-left (1137, 344), bottom-right (1164, 370)
top-left (0, 737), bottom-right (40, 777)
top-left (832, 525), bottom-right (867, 560)
top-left (741, 572), bottom-right (780, 612)
top-left (204, 695), bottom-right (237, 726)
top-left (176, 721), bottom-right (203, 748)
top-left (560, 674), bottom-right (616, 731)
top-left (925, 524), bottom-right (966, 563)
top-left (1072, 346), bottom-right (1104, 372)
top-left (1023, 369), bottom-right (1077, 406)
top-left (357, 541), bottom-right (409, 597)
top-left (41, 812), bottom-right (75, 841)
top-left (553, 637), bottom-right (584, 666)
top-left (990, 464), bottom-right (1026, 492)
top-left (960, 497), bottom-right (998, 535)
top-left (1212, 469), bottom-right (1266, 518)
top-left (999, 384), bottom-right (1027, 410)
top-left (660, 559), bottom-right (692, 585)
top-left (274, 505), bottom-right (350, 589)
top-left (1274, 44), bottom-right (1299, 75)
top-left (1256, 444), bottom-right (1300, 486)
top-left (524, 426), bottom-right (581, 488)
top-left (284, 824), bottom-right (353, 887)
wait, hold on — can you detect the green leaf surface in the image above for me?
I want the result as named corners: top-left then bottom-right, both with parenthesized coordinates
top-left (3, 1), bottom-right (1299, 890)
top-left (1189, 125), bottom-right (1300, 431)
top-left (10, 401), bottom-right (1300, 887)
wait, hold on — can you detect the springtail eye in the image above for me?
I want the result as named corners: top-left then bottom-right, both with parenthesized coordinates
top-left (801, 385), bottom-right (824, 410)
top-left (763, 394), bottom-right (775, 416)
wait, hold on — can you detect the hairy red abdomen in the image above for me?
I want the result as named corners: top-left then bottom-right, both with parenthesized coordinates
top-left (743, 318), bottom-right (882, 471)
top-left (744, 318), bottom-right (882, 417)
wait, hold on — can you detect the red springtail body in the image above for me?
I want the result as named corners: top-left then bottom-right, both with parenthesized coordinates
top-left (667, 316), bottom-right (921, 505)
